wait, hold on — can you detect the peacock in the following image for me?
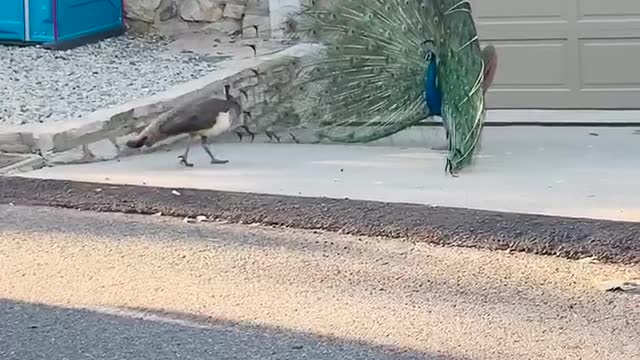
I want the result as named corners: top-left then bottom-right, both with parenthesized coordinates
top-left (265, 0), bottom-right (498, 175)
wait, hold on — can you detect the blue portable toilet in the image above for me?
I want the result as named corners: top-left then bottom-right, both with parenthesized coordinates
top-left (0, 0), bottom-right (124, 49)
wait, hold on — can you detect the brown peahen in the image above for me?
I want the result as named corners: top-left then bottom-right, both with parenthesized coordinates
top-left (126, 85), bottom-right (250, 167)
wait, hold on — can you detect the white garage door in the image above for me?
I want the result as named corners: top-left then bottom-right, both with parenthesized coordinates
top-left (473, 0), bottom-right (640, 109)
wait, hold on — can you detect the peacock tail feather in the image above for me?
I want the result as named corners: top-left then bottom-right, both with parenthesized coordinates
top-left (279, 0), bottom-right (487, 174)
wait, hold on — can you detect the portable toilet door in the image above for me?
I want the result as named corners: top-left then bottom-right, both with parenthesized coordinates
top-left (0, 1), bottom-right (26, 42)
top-left (0, 0), bottom-right (124, 49)
top-left (53, 0), bottom-right (124, 48)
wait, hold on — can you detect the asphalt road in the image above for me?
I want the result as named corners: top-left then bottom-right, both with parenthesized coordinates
top-left (1, 205), bottom-right (639, 360)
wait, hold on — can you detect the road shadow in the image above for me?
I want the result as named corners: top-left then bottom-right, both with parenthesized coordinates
top-left (0, 298), bottom-right (472, 360)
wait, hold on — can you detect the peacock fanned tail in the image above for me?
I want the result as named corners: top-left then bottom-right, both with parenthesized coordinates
top-left (283, 0), bottom-right (487, 174)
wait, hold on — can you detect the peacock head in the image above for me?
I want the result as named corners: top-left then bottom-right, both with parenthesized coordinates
top-left (425, 50), bottom-right (436, 62)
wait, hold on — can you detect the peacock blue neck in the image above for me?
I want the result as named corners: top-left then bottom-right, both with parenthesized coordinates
top-left (424, 53), bottom-right (443, 117)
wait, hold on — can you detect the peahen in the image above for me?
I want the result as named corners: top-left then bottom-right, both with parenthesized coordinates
top-left (126, 85), bottom-right (249, 167)
top-left (271, 0), bottom-right (497, 175)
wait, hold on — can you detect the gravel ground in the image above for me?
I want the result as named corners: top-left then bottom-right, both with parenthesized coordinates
top-left (0, 34), bottom-right (222, 126)
top-left (0, 176), bottom-right (638, 264)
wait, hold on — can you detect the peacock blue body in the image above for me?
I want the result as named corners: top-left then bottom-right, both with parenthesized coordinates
top-left (424, 52), bottom-right (443, 118)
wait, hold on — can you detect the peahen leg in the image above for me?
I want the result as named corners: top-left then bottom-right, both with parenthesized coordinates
top-left (178, 138), bottom-right (194, 167)
top-left (201, 136), bottom-right (229, 164)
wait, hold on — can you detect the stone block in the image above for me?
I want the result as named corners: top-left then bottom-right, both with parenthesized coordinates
top-left (50, 121), bottom-right (105, 153)
top-left (231, 72), bottom-right (260, 89)
top-left (200, 18), bottom-right (242, 35)
top-left (224, 3), bottom-right (246, 19)
top-left (245, 0), bottom-right (269, 15)
top-left (180, 0), bottom-right (224, 22)
top-left (124, 0), bottom-right (163, 23)
top-left (104, 109), bottom-right (137, 131)
top-left (0, 132), bottom-right (36, 154)
top-left (158, 0), bottom-right (178, 21)
top-left (47, 144), bottom-right (95, 165)
top-left (0, 155), bottom-right (45, 175)
top-left (125, 18), bottom-right (154, 34)
top-left (242, 14), bottom-right (270, 38)
top-left (88, 139), bottom-right (120, 161)
top-left (265, 69), bottom-right (292, 86)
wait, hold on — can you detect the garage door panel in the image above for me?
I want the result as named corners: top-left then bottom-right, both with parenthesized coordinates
top-left (486, 91), bottom-right (572, 109)
top-left (577, 21), bottom-right (640, 39)
top-left (477, 22), bottom-right (569, 40)
top-left (578, 0), bottom-right (640, 18)
top-left (488, 41), bottom-right (570, 88)
top-left (488, 90), bottom-right (640, 109)
top-left (580, 40), bottom-right (640, 87)
top-left (472, 0), bottom-right (639, 109)
top-left (473, 0), bottom-right (567, 20)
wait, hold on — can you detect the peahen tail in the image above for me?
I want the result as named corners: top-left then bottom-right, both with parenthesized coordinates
top-left (281, 0), bottom-right (487, 174)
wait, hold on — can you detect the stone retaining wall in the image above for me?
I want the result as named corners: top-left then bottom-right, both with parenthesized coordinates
top-left (124, 0), bottom-right (272, 38)
top-left (0, 45), bottom-right (314, 172)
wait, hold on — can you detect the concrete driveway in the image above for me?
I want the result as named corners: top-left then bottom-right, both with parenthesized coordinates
top-left (19, 126), bottom-right (640, 222)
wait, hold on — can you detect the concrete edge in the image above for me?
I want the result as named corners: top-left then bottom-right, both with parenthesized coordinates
top-left (486, 109), bottom-right (640, 123)
top-left (0, 43), bottom-right (315, 170)
top-left (0, 155), bottom-right (45, 175)
top-left (0, 176), bottom-right (637, 265)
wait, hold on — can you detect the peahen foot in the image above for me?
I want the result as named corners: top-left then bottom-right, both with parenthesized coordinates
top-left (200, 137), bottom-right (229, 165)
top-left (178, 155), bottom-right (194, 167)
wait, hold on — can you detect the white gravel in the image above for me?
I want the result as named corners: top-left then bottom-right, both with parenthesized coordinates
top-left (0, 34), bottom-right (222, 126)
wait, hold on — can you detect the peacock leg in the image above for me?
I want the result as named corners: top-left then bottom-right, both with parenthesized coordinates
top-left (235, 126), bottom-right (254, 143)
top-left (201, 136), bottom-right (229, 164)
top-left (289, 133), bottom-right (300, 144)
top-left (178, 138), bottom-right (194, 167)
top-left (235, 130), bottom-right (245, 142)
top-left (265, 131), bottom-right (281, 143)
top-left (241, 125), bottom-right (255, 143)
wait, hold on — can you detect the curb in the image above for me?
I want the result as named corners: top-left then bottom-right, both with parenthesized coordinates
top-left (0, 176), bottom-right (638, 264)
